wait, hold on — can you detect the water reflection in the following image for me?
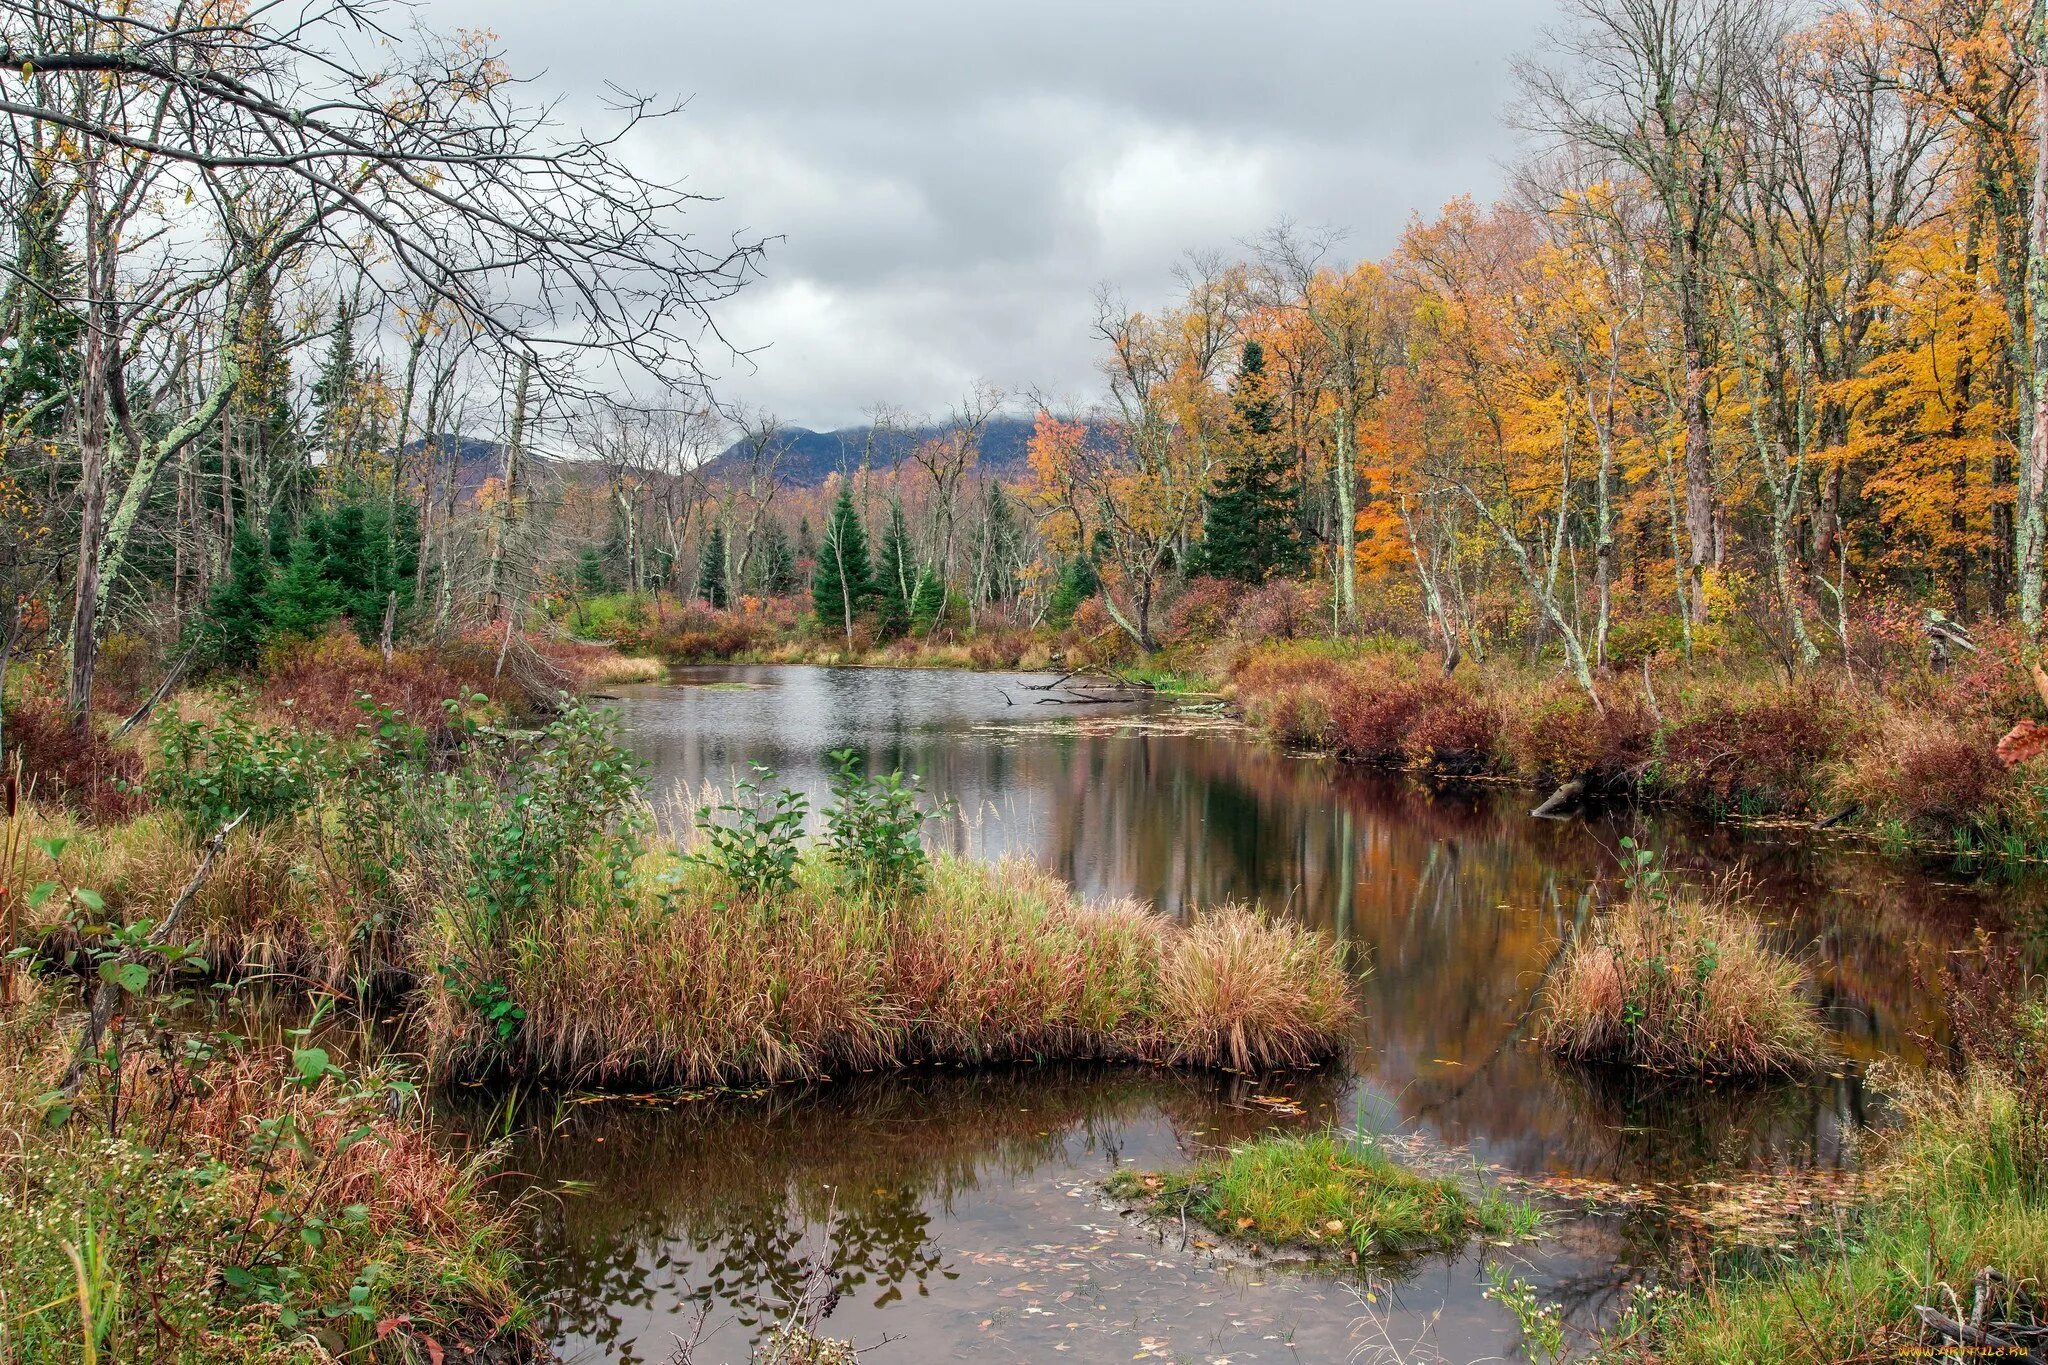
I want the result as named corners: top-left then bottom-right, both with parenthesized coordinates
top-left (535, 666), bottom-right (2013, 1360)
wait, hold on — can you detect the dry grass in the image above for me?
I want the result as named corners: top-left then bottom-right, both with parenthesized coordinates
top-left (418, 851), bottom-right (1356, 1088)
top-left (0, 983), bottom-right (536, 1363)
top-left (1537, 887), bottom-right (1829, 1077)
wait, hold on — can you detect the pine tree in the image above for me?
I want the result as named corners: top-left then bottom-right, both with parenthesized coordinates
top-left (310, 304), bottom-right (358, 466)
top-left (264, 530), bottom-right (342, 640)
top-left (910, 569), bottom-right (947, 635)
top-left (812, 483), bottom-right (873, 642)
top-left (202, 522), bottom-right (276, 666)
top-left (874, 501), bottom-right (915, 638)
top-left (577, 545), bottom-right (611, 595)
top-left (975, 483), bottom-right (1022, 603)
top-left (1194, 340), bottom-right (1308, 583)
top-left (0, 182), bottom-right (84, 428)
top-left (1047, 554), bottom-right (1098, 627)
top-left (759, 518), bottom-right (797, 595)
top-left (696, 524), bottom-right (729, 608)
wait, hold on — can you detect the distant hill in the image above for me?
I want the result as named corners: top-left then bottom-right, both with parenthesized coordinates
top-left (707, 416), bottom-right (1043, 486)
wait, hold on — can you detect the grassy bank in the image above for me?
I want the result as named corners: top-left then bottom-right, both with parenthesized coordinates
top-left (1537, 873), bottom-right (1830, 1077)
top-left (0, 980), bottom-right (536, 1363)
top-left (1612, 959), bottom-right (2048, 1362)
top-left (1229, 636), bottom-right (2047, 853)
top-left (1107, 1128), bottom-right (1538, 1261)
top-left (9, 692), bottom-right (1354, 1090)
top-left (419, 851), bottom-right (1351, 1086)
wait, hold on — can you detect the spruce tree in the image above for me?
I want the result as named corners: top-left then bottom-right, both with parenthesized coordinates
top-left (1194, 340), bottom-right (1308, 583)
top-left (576, 545), bottom-right (610, 595)
top-left (1047, 554), bottom-right (1098, 627)
top-left (696, 525), bottom-right (729, 608)
top-left (910, 569), bottom-right (946, 635)
top-left (759, 518), bottom-right (797, 595)
top-left (203, 522), bottom-right (276, 666)
top-left (0, 183), bottom-right (83, 427)
top-left (812, 483), bottom-right (873, 642)
top-left (873, 501), bottom-right (915, 638)
top-left (264, 530), bottom-right (342, 641)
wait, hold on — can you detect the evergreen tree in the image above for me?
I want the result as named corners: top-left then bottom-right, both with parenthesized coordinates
top-left (975, 483), bottom-right (1022, 603)
top-left (759, 518), bottom-right (798, 595)
top-left (1193, 340), bottom-right (1308, 583)
top-left (910, 569), bottom-right (947, 635)
top-left (577, 545), bottom-right (611, 595)
top-left (796, 517), bottom-right (816, 564)
top-left (1047, 554), bottom-right (1099, 627)
top-left (264, 530), bottom-right (342, 640)
top-left (812, 483), bottom-right (873, 641)
top-left (696, 524), bottom-right (729, 608)
top-left (873, 501), bottom-right (915, 638)
top-left (0, 183), bottom-right (83, 428)
top-left (309, 304), bottom-right (358, 464)
top-left (202, 522), bottom-right (276, 666)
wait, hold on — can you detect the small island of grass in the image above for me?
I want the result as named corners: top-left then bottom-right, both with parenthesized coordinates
top-left (1107, 1130), bottom-right (1540, 1260)
top-left (1538, 876), bottom-right (1831, 1078)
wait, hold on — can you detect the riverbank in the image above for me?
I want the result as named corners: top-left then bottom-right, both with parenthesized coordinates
top-left (0, 979), bottom-right (539, 1363)
top-left (9, 693), bottom-right (1355, 1088)
top-left (1607, 953), bottom-right (2048, 1361)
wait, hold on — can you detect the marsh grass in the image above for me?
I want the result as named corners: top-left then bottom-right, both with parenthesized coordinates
top-left (0, 984), bottom-right (535, 1364)
top-left (1538, 884), bottom-right (1829, 1077)
top-left (1612, 958), bottom-right (2048, 1363)
top-left (419, 849), bottom-right (1355, 1087)
top-left (1106, 1129), bottom-right (1539, 1260)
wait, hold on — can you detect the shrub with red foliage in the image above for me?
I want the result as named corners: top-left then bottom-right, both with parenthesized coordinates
top-left (1398, 678), bottom-right (1500, 773)
top-left (1164, 577), bottom-right (1244, 643)
top-left (1841, 708), bottom-right (2013, 832)
top-left (3, 689), bottom-right (144, 820)
top-left (1234, 579), bottom-right (1315, 643)
top-left (1502, 680), bottom-right (1656, 785)
top-left (1654, 681), bottom-right (1852, 814)
top-left (258, 630), bottom-right (505, 739)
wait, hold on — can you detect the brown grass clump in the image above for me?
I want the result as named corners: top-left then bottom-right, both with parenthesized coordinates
top-left (1835, 704), bottom-right (2014, 835)
top-left (1538, 886), bottom-right (1829, 1077)
top-left (419, 853), bottom-right (1355, 1088)
top-left (1157, 908), bottom-right (1359, 1070)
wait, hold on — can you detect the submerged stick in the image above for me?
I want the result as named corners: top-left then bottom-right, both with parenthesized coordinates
top-left (1530, 779), bottom-right (1585, 819)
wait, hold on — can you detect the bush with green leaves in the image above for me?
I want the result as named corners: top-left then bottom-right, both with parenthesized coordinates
top-left (146, 706), bottom-right (333, 832)
top-left (822, 748), bottom-right (937, 897)
top-left (688, 763), bottom-right (809, 903)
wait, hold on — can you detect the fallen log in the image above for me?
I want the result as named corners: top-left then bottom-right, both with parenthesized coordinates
top-left (1530, 778), bottom-right (1585, 820)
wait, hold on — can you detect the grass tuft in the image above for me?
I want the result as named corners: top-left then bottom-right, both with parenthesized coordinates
top-left (1538, 886), bottom-right (1829, 1077)
top-left (1106, 1129), bottom-right (1539, 1259)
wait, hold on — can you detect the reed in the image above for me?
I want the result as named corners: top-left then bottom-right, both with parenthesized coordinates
top-left (1537, 885), bottom-right (1829, 1077)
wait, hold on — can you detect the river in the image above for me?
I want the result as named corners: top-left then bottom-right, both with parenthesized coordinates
top-left (493, 665), bottom-right (1999, 1363)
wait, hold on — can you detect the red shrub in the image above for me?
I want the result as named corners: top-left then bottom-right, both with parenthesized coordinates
top-left (1163, 577), bottom-right (1243, 643)
top-left (1655, 681), bottom-right (1853, 814)
top-left (1398, 679), bottom-right (1500, 773)
top-left (1502, 680), bottom-right (1656, 784)
top-left (1840, 708), bottom-right (2012, 832)
top-left (259, 630), bottom-right (502, 738)
top-left (3, 691), bottom-right (144, 821)
top-left (1233, 579), bottom-right (1315, 643)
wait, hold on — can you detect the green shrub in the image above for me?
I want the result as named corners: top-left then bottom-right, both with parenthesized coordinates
top-left (146, 706), bottom-right (332, 832)
top-left (821, 748), bottom-right (937, 897)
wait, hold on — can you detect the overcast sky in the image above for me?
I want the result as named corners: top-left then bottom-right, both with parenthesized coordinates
top-left (435, 1), bottom-right (1556, 430)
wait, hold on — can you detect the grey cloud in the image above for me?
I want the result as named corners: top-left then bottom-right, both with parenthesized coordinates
top-left (432, 0), bottom-right (1554, 425)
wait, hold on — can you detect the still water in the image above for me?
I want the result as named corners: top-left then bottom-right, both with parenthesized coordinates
top-left (499, 666), bottom-right (1992, 1363)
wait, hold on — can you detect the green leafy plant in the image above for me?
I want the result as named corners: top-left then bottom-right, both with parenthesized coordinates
top-left (147, 705), bottom-right (332, 832)
top-left (821, 748), bottom-right (937, 898)
top-left (689, 763), bottom-right (809, 902)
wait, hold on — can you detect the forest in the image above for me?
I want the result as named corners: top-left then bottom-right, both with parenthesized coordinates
top-left (3, 0), bottom-right (2048, 1362)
